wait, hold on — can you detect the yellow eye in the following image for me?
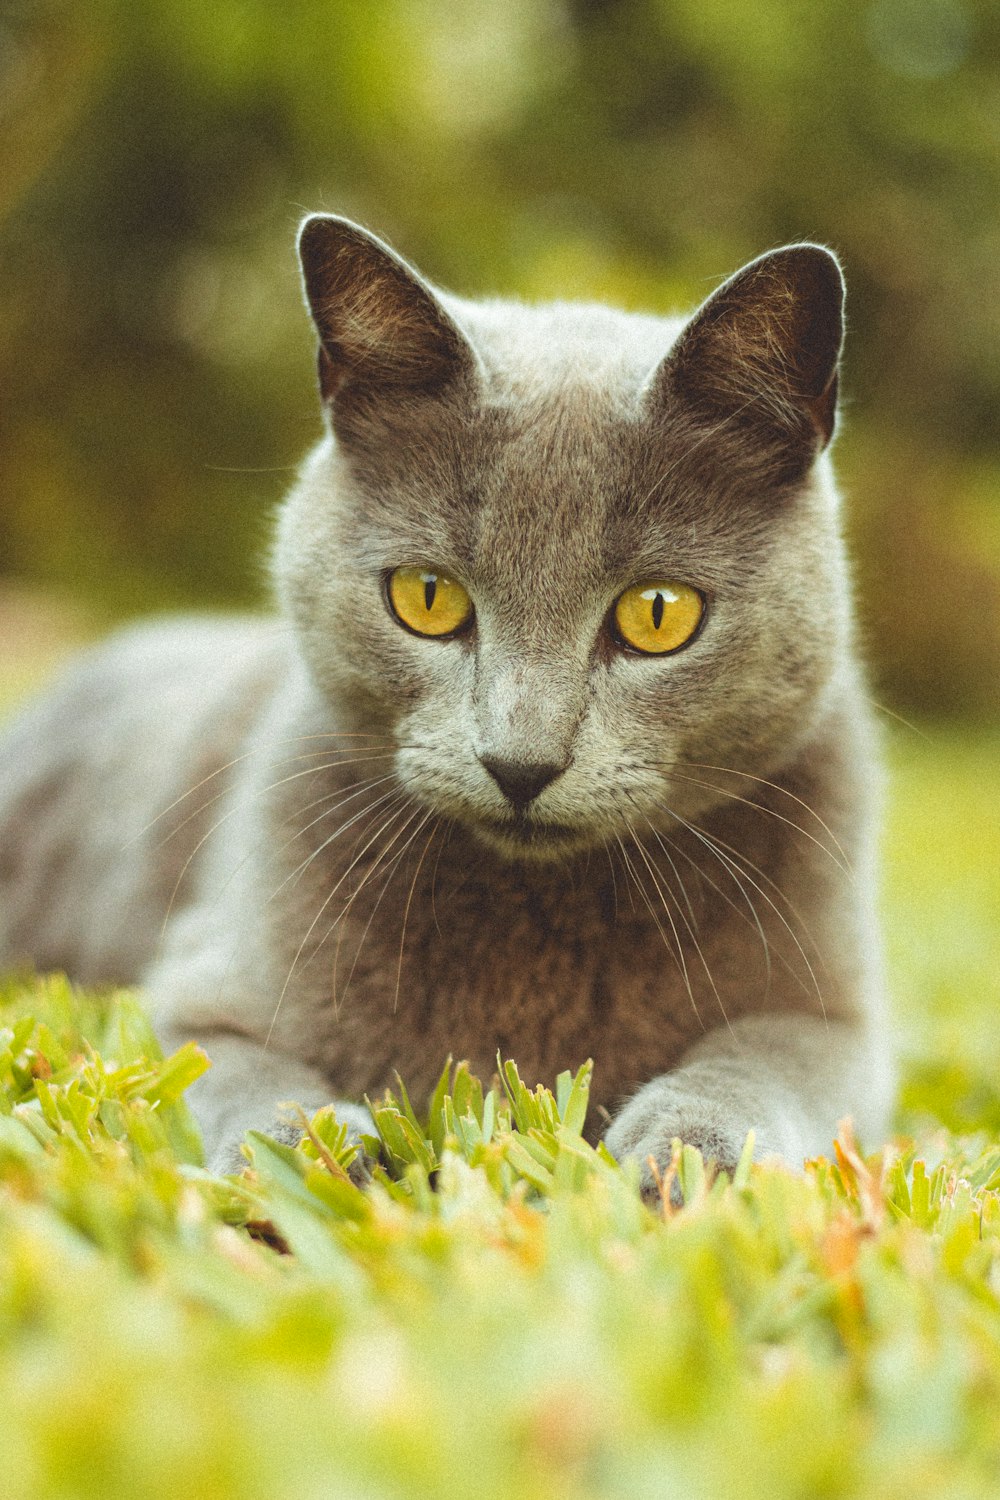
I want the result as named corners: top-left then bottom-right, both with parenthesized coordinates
top-left (613, 580), bottom-right (705, 655)
top-left (387, 566), bottom-right (473, 638)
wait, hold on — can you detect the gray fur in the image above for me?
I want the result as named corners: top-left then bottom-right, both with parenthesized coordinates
top-left (0, 218), bottom-right (893, 1181)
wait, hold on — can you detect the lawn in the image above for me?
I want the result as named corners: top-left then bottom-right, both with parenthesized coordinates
top-left (2, 622), bottom-right (999, 1499)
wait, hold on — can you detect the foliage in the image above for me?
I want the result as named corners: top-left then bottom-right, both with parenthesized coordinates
top-left (1, 961), bottom-right (1000, 1499)
top-left (1, 0), bottom-right (999, 714)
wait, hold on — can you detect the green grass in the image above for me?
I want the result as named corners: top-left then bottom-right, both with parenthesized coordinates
top-left (1, 721), bottom-right (999, 1498)
top-left (886, 728), bottom-right (1000, 1138)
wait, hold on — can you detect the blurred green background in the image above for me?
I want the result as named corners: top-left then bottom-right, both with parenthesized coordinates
top-left (1, 0), bottom-right (999, 722)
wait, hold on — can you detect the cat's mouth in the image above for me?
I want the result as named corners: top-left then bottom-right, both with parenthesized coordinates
top-left (476, 813), bottom-right (589, 860)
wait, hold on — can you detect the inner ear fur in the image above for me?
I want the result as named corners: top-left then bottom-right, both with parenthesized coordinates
top-left (298, 215), bottom-right (476, 404)
top-left (653, 244), bottom-right (845, 451)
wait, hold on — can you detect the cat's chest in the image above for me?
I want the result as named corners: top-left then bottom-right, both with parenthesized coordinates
top-left (285, 845), bottom-right (722, 1112)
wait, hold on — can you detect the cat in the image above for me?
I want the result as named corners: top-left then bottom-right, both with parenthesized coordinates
top-left (0, 215), bottom-right (894, 1189)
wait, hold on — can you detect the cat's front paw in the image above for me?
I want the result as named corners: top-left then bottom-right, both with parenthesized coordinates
top-left (210, 1102), bottom-right (375, 1186)
top-left (604, 1081), bottom-right (776, 1204)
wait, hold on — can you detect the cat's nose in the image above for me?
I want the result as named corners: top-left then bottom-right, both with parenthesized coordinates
top-left (479, 755), bottom-right (567, 809)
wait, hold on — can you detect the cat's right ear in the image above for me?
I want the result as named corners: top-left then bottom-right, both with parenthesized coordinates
top-left (297, 215), bottom-right (476, 409)
top-left (645, 244), bottom-right (845, 482)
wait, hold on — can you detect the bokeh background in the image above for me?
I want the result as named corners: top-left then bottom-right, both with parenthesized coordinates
top-left (0, 0), bottom-right (997, 1109)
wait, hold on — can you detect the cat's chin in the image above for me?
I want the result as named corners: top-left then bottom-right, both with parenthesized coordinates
top-left (471, 815), bottom-right (595, 863)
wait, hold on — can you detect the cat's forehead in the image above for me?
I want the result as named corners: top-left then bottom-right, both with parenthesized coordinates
top-left (446, 294), bottom-right (685, 404)
top-left (337, 293), bottom-right (804, 597)
top-left (449, 390), bottom-right (731, 609)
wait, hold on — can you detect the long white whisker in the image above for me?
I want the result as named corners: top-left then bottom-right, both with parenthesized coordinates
top-left (206, 778), bottom-right (408, 1023)
top-left (625, 793), bottom-right (700, 932)
top-left (330, 813), bottom-right (411, 1018)
top-left (652, 821), bottom-right (774, 996)
top-left (125, 734), bottom-right (399, 847)
top-left (627, 802), bottom-right (732, 1032)
top-left (143, 750), bottom-right (400, 872)
top-left (428, 818), bottom-right (454, 941)
top-left (602, 839), bottom-right (620, 920)
top-left (865, 697), bottom-right (933, 741)
top-left (204, 772), bottom-right (402, 933)
top-left (664, 804), bottom-right (827, 1020)
top-left (622, 826), bottom-right (701, 1027)
top-left (671, 770), bottom-right (848, 876)
top-left (615, 838), bottom-right (637, 915)
top-left (689, 820), bottom-right (834, 986)
top-left (393, 815), bottom-right (438, 1014)
top-left (267, 777), bottom-right (401, 898)
top-left (675, 761), bottom-right (852, 873)
top-left (265, 794), bottom-right (416, 1047)
top-left (270, 781), bottom-right (403, 901)
top-left (331, 806), bottom-right (430, 1016)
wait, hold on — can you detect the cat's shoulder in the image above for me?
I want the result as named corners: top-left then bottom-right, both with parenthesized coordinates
top-left (0, 612), bottom-right (291, 774)
top-left (32, 612), bottom-right (282, 696)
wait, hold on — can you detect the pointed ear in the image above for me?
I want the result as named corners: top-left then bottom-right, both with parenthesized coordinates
top-left (649, 244), bottom-right (845, 464)
top-left (297, 215), bottom-right (476, 406)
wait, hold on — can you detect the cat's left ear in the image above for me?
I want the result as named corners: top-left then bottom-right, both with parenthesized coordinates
top-left (648, 244), bottom-right (845, 460)
top-left (297, 214), bottom-right (477, 407)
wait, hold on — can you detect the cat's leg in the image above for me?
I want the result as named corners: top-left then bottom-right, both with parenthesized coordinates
top-left (604, 1013), bottom-right (893, 1197)
top-left (145, 857), bottom-right (374, 1177)
top-left (156, 1021), bottom-right (374, 1179)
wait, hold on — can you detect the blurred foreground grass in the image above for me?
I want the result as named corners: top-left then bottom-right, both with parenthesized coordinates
top-left (2, 616), bottom-right (1000, 1497)
top-left (5, 979), bottom-right (1000, 1499)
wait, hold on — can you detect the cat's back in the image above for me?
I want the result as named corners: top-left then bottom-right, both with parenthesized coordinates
top-left (0, 614), bottom-right (288, 984)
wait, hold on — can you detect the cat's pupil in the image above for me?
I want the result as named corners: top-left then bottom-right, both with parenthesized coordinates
top-left (651, 592), bottom-right (665, 631)
top-left (423, 576), bottom-right (437, 612)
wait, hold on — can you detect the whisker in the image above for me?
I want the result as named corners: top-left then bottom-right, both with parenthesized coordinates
top-left (622, 826), bottom-right (702, 1028)
top-left (683, 818), bottom-right (834, 988)
top-left (429, 818), bottom-right (454, 941)
top-left (265, 793), bottom-right (416, 1047)
top-left (272, 782), bottom-right (407, 905)
top-left (626, 798), bottom-right (733, 1031)
top-left (625, 793), bottom-right (700, 933)
top-left (329, 920), bottom-right (350, 1020)
top-left (200, 772), bottom-right (402, 944)
top-left (125, 750), bottom-right (260, 848)
top-left (616, 832), bottom-right (699, 1023)
top-left (866, 697), bottom-right (933, 741)
top-left (695, 819), bottom-right (823, 933)
top-left (125, 733), bottom-right (399, 847)
top-left (653, 822), bottom-right (774, 996)
top-left (664, 804), bottom-right (827, 1020)
top-left (671, 770), bottom-right (850, 876)
top-left (331, 805), bottom-right (429, 1015)
top-left (330, 826), bottom-right (412, 1018)
top-left (602, 839), bottom-right (620, 921)
top-left (676, 760), bottom-right (852, 872)
top-left (267, 776), bottom-right (402, 899)
top-left (143, 749), bottom-right (401, 862)
top-left (393, 815), bottom-right (439, 1014)
top-left (203, 777), bottom-right (407, 1020)
top-left (615, 838), bottom-right (637, 915)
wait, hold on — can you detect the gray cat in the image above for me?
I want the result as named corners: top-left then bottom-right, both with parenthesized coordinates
top-left (0, 216), bottom-right (893, 1188)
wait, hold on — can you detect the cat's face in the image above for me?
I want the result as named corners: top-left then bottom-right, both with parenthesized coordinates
top-left (276, 218), bottom-right (848, 862)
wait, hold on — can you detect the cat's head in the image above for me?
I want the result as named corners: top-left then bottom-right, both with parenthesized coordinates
top-left (274, 215), bottom-right (849, 861)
